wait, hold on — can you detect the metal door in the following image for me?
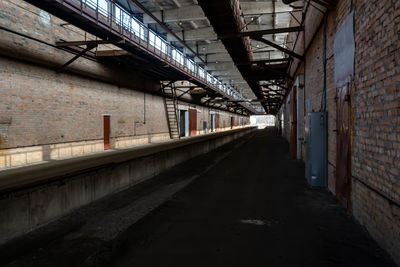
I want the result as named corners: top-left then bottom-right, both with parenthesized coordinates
top-left (189, 108), bottom-right (197, 136)
top-left (203, 121), bottom-right (207, 134)
top-left (210, 114), bottom-right (215, 132)
top-left (215, 114), bottom-right (220, 131)
top-left (336, 81), bottom-right (351, 207)
top-left (179, 110), bottom-right (186, 137)
top-left (290, 87), bottom-right (297, 158)
top-left (103, 115), bottom-right (110, 150)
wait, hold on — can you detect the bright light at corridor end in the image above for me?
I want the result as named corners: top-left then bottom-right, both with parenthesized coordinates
top-left (250, 115), bottom-right (276, 129)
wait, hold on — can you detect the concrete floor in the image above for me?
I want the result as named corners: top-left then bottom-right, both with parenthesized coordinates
top-left (2, 128), bottom-right (396, 266)
top-left (113, 128), bottom-right (395, 267)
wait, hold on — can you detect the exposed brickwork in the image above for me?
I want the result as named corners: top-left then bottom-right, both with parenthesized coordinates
top-left (0, 0), bottom-right (249, 169)
top-left (281, 0), bottom-right (400, 263)
top-left (0, 56), bottom-right (169, 148)
top-left (351, 0), bottom-right (400, 263)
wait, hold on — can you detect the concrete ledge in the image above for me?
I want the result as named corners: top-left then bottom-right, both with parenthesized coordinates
top-left (0, 127), bottom-right (256, 244)
top-left (0, 127), bottom-right (255, 193)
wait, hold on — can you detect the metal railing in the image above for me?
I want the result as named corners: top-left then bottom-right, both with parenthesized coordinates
top-left (64, 0), bottom-right (256, 110)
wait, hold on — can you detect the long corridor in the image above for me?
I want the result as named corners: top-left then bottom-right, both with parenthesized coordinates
top-left (112, 128), bottom-right (395, 266)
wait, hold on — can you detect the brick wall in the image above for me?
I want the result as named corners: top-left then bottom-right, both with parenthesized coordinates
top-left (281, 0), bottom-right (399, 263)
top-left (351, 0), bottom-right (400, 263)
top-left (0, 0), bottom-right (250, 169)
top-left (0, 56), bottom-right (170, 149)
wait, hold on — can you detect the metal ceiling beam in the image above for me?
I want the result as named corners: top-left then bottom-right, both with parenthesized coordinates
top-left (192, 42), bottom-right (226, 54)
top-left (95, 50), bottom-right (130, 57)
top-left (253, 37), bottom-right (304, 60)
top-left (236, 58), bottom-right (289, 65)
top-left (57, 43), bottom-right (97, 72)
top-left (205, 62), bottom-right (236, 70)
top-left (144, 2), bottom-right (290, 24)
top-left (311, 0), bottom-right (336, 9)
top-left (210, 70), bottom-right (241, 76)
top-left (218, 26), bottom-right (304, 39)
top-left (55, 40), bottom-right (124, 47)
top-left (143, 5), bottom-right (205, 23)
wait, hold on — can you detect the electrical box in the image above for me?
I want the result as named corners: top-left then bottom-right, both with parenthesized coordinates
top-left (305, 112), bottom-right (327, 187)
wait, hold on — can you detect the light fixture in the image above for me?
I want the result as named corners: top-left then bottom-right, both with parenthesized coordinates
top-left (215, 61), bottom-right (218, 63)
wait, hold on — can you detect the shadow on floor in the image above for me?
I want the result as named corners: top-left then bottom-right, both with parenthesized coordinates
top-left (2, 128), bottom-right (396, 267)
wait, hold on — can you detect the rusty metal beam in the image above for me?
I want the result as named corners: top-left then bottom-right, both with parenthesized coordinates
top-left (236, 58), bottom-right (289, 65)
top-left (218, 26), bottom-right (304, 39)
top-left (57, 43), bottom-right (97, 72)
top-left (312, 0), bottom-right (335, 9)
top-left (176, 88), bottom-right (194, 98)
top-left (95, 50), bottom-right (130, 57)
top-left (55, 40), bottom-right (124, 47)
top-left (253, 37), bottom-right (304, 60)
top-left (262, 88), bottom-right (285, 97)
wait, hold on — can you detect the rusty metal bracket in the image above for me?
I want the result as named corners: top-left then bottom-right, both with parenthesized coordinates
top-left (57, 43), bottom-right (97, 72)
top-left (253, 36), bottom-right (304, 60)
top-left (176, 88), bottom-right (194, 99)
top-left (55, 39), bottom-right (124, 47)
top-left (218, 26), bottom-right (304, 39)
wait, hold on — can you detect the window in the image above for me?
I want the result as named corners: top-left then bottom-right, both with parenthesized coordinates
top-left (207, 73), bottom-right (212, 83)
top-left (84, 0), bottom-right (97, 11)
top-left (187, 59), bottom-right (195, 72)
top-left (120, 10), bottom-right (130, 30)
top-left (198, 67), bottom-right (205, 78)
top-left (155, 35), bottom-right (161, 50)
top-left (172, 49), bottom-right (184, 65)
top-left (161, 40), bottom-right (167, 54)
top-left (114, 5), bottom-right (121, 24)
top-left (131, 18), bottom-right (141, 37)
top-left (149, 30), bottom-right (155, 47)
top-left (98, 0), bottom-right (109, 17)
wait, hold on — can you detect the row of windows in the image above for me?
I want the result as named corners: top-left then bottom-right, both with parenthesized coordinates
top-left (81, 0), bottom-right (248, 102)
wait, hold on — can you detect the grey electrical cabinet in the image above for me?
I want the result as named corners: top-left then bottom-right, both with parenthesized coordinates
top-left (305, 112), bottom-right (327, 187)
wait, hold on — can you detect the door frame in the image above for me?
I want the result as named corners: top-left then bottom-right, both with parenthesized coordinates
top-left (189, 108), bottom-right (197, 136)
top-left (335, 80), bottom-right (352, 207)
top-left (102, 114), bottom-right (112, 150)
top-left (210, 113), bottom-right (216, 132)
top-left (290, 87), bottom-right (297, 159)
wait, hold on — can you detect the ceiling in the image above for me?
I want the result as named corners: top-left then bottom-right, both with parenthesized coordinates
top-left (116, 0), bottom-right (298, 114)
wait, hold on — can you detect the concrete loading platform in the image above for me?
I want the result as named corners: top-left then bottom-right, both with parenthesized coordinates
top-left (0, 128), bottom-right (396, 266)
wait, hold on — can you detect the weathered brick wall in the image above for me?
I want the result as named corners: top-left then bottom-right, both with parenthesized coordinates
top-left (351, 0), bottom-right (400, 263)
top-left (0, 0), bottom-right (250, 169)
top-left (0, 56), bottom-right (169, 149)
top-left (282, 0), bottom-right (399, 263)
top-left (0, 0), bottom-right (158, 92)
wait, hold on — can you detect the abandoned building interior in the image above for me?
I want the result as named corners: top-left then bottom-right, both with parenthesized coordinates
top-left (0, 0), bottom-right (399, 265)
